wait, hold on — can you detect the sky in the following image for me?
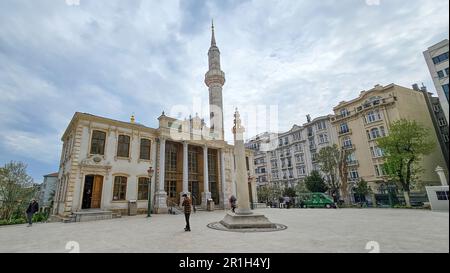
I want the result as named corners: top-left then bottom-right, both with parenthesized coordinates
top-left (0, 0), bottom-right (448, 183)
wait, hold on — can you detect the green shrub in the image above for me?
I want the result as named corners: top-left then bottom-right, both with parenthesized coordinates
top-left (32, 212), bottom-right (48, 222)
top-left (0, 218), bottom-right (26, 225)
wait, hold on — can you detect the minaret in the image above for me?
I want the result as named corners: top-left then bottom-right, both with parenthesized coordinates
top-left (205, 20), bottom-right (225, 140)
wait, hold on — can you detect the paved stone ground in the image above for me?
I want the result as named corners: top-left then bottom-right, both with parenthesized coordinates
top-left (0, 208), bottom-right (448, 253)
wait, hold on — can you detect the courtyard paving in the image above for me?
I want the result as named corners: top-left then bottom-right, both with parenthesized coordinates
top-left (0, 208), bottom-right (448, 253)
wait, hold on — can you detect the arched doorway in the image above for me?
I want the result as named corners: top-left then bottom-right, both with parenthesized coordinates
top-left (82, 175), bottom-right (103, 209)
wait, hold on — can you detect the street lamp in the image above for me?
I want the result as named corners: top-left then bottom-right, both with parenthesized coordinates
top-left (147, 166), bottom-right (154, 217)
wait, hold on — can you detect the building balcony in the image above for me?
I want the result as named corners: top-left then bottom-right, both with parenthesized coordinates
top-left (338, 129), bottom-right (352, 136)
top-left (342, 144), bottom-right (355, 150)
top-left (348, 177), bottom-right (360, 183)
top-left (347, 160), bottom-right (359, 167)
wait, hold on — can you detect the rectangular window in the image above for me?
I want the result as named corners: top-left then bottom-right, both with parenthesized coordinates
top-left (90, 130), bottom-right (106, 155)
top-left (432, 52), bottom-right (449, 64)
top-left (113, 176), bottom-right (127, 200)
top-left (446, 68), bottom-right (449, 76)
top-left (340, 123), bottom-right (349, 134)
top-left (349, 169), bottom-right (359, 179)
top-left (436, 191), bottom-right (449, 200)
top-left (443, 134), bottom-right (449, 142)
top-left (442, 84), bottom-right (449, 101)
top-left (117, 135), bottom-right (130, 157)
top-left (343, 137), bottom-right (352, 148)
top-left (165, 181), bottom-right (177, 198)
top-left (438, 118), bottom-right (447, 126)
top-left (139, 139), bottom-right (151, 160)
top-left (437, 70), bottom-right (445, 79)
top-left (137, 177), bottom-right (149, 200)
top-left (317, 121), bottom-right (326, 130)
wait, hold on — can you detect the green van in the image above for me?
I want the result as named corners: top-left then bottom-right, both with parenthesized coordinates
top-left (296, 193), bottom-right (336, 208)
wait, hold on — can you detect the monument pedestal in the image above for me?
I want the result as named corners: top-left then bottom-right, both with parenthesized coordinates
top-left (219, 212), bottom-right (276, 229)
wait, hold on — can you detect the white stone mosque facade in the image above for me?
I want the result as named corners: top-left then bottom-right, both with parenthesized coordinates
top-left (52, 24), bottom-right (257, 218)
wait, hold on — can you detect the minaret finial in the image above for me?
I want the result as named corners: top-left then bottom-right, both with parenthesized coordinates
top-left (211, 19), bottom-right (216, 46)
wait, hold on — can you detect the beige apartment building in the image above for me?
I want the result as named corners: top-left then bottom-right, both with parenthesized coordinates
top-left (331, 84), bottom-right (448, 194)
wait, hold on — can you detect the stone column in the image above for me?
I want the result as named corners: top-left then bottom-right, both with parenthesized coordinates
top-left (154, 138), bottom-right (168, 213)
top-left (180, 141), bottom-right (190, 205)
top-left (220, 149), bottom-right (227, 209)
top-left (233, 111), bottom-right (252, 215)
top-left (150, 139), bottom-right (158, 213)
top-left (201, 144), bottom-right (211, 209)
top-left (435, 166), bottom-right (448, 186)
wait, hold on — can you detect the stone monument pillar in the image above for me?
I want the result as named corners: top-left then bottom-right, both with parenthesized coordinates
top-left (218, 109), bottom-right (275, 229)
top-left (435, 166), bottom-right (448, 186)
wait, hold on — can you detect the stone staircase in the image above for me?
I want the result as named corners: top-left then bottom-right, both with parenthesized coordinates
top-left (50, 210), bottom-right (119, 223)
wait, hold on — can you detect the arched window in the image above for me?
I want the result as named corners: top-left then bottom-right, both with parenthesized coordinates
top-left (367, 111), bottom-right (376, 123)
top-left (343, 136), bottom-right (352, 148)
top-left (370, 128), bottom-right (380, 139)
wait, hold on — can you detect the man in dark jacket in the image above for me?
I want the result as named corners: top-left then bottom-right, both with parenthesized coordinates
top-left (26, 199), bottom-right (39, 227)
top-left (181, 194), bottom-right (191, 232)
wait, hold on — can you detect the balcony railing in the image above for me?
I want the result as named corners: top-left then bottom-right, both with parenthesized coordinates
top-left (342, 144), bottom-right (355, 150)
top-left (338, 128), bottom-right (352, 135)
top-left (347, 160), bottom-right (359, 166)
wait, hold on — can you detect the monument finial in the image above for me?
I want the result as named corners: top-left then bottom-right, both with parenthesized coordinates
top-left (211, 19), bottom-right (216, 46)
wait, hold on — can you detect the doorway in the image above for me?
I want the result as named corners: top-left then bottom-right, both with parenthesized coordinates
top-left (82, 175), bottom-right (103, 209)
top-left (189, 181), bottom-right (201, 205)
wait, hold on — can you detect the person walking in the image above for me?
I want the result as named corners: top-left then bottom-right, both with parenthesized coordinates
top-left (229, 195), bottom-right (237, 213)
top-left (26, 199), bottom-right (39, 227)
top-left (181, 194), bottom-right (192, 232)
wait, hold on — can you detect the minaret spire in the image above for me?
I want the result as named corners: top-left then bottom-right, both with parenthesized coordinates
top-left (205, 21), bottom-right (225, 140)
top-left (211, 19), bottom-right (216, 46)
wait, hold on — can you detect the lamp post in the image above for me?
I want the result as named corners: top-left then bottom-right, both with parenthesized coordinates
top-left (147, 166), bottom-right (154, 217)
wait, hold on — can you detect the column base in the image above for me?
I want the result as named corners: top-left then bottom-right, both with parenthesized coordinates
top-left (154, 191), bottom-right (168, 214)
top-left (201, 192), bottom-right (212, 209)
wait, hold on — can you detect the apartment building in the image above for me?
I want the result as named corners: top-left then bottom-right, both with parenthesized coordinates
top-left (246, 115), bottom-right (338, 189)
top-left (331, 83), bottom-right (448, 193)
top-left (423, 39), bottom-right (449, 123)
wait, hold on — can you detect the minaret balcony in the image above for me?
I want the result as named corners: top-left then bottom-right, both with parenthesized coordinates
top-left (205, 70), bottom-right (225, 86)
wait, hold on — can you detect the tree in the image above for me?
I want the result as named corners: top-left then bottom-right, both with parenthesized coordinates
top-left (304, 170), bottom-right (328, 193)
top-left (257, 186), bottom-right (270, 204)
top-left (317, 145), bottom-right (342, 201)
top-left (338, 149), bottom-right (350, 204)
top-left (377, 119), bottom-right (435, 207)
top-left (295, 181), bottom-right (309, 196)
top-left (283, 187), bottom-right (296, 197)
top-left (0, 161), bottom-right (34, 220)
top-left (354, 178), bottom-right (369, 202)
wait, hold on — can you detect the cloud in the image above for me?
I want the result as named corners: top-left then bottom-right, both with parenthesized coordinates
top-left (0, 0), bottom-right (448, 181)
